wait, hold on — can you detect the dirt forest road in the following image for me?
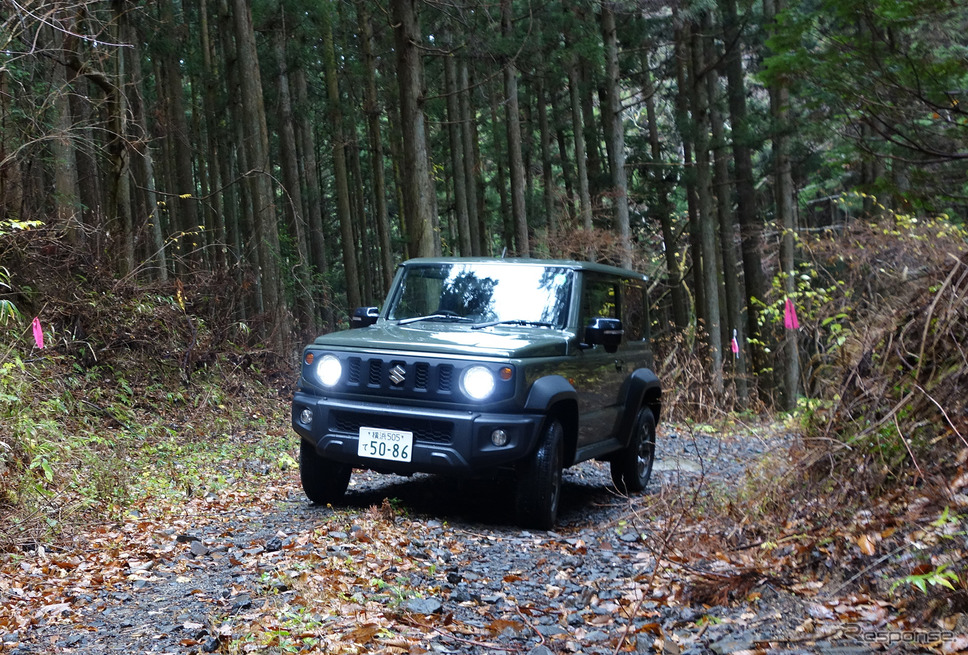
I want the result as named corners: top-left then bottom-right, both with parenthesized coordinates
top-left (0, 422), bottom-right (941, 655)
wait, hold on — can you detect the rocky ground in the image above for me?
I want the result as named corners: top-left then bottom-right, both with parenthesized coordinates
top-left (1, 422), bottom-right (958, 655)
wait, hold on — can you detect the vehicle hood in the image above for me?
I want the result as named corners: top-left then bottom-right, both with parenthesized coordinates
top-left (310, 323), bottom-right (570, 358)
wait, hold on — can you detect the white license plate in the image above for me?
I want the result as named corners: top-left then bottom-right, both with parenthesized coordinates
top-left (358, 427), bottom-right (413, 462)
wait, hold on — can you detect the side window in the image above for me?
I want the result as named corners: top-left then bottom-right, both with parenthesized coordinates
top-left (622, 281), bottom-right (650, 342)
top-left (580, 275), bottom-right (620, 326)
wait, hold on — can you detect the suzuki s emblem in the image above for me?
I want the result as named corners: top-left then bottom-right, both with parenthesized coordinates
top-left (389, 364), bottom-right (406, 385)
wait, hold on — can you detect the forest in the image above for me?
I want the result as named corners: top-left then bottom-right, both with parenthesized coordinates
top-left (2, 0), bottom-right (965, 404)
top-left (2, 0), bottom-right (968, 646)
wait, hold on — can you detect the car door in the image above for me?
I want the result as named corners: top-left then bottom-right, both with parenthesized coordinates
top-left (573, 273), bottom-right (627, 448)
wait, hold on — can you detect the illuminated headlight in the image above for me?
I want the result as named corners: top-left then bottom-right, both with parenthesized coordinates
top-left (461, 365), bottom-right (496, 400)
top-left (316, 354), bottom-right (342, 387)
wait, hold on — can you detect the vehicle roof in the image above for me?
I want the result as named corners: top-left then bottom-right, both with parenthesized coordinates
top-left (399, 257), bottom-right (648, 282)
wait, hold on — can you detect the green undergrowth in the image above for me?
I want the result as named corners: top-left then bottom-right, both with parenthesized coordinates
top-left (0, 312), bottom-right (295, 552)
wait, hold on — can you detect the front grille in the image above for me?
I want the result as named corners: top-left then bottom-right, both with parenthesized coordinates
top-left (438, 365), bottom-right (453, 392)
top-left (415, 362), bottom-right (429, 388)
top-left (368, 360), bottom-right (381, 386)
top-left (347, 358), bottom-right (362, 384)
top-left (339, 355), bottom-right (456, 400)
top-left (331, 410), bottom-right (454, 444)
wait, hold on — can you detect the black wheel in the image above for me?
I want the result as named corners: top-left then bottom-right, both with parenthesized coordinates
top-left (610, 407), bottom-right (656, 494)
top-left (299, 439), bottom-right (351, 505)
top-left (515, 418), bottom-right (564, 530)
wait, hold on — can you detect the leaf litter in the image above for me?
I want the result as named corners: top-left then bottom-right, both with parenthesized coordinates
top-left (1, 418), bottom-right (966, 654)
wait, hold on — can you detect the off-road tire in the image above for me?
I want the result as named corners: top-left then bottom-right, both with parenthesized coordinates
top-left (610, 406), bottom-right (656, 494)
top-left (515, 418), bottom-right (564, 530)
top-left (300, 439), bottom-right (352, 505)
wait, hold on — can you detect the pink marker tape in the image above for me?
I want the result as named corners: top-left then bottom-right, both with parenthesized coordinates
top-left (32, 317), bottom-right (45, 349)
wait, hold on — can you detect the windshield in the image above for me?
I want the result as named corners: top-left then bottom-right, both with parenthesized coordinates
top-left (386, 263), bottom-right (573, 329)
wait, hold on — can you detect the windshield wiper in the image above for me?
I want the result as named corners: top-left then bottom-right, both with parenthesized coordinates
top-left (397, 313), bottom-right (474, 326)
top-left (471, 319), bottom-right (556, 330)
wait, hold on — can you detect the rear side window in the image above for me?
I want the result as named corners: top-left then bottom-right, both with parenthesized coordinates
top-left (622, 281), bottom-right (650, 342)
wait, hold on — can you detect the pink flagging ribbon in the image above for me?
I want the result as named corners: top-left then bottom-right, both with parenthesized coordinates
top-left (783, 298), bottom-right (799, 330)
top-left (32, 317), bottom-right (45, 349)
top-left (731, 330), bottom-right (739, 358)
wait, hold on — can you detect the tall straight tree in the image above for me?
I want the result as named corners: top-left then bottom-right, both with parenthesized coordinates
top-left (674, 19), bottom-right (705, 328)
top-left (391, 0), bottom-right (439, 259)
top-left (721, 0), bottom-right (767, 375)
top-left (501, 0), bottom-right (529, 257)
top-left (293, 66), bottom-right (328, 302)
top-left (443, 48), bottom-right (471, 256)
top-left (689, 15), bottom-right (724, 395)
top-left (764, 0), bottom-right (799, 409)
top-left (273, 20), bottom-right (316, 338)
top-left (357, 2), bottom-right (394, 294)
top-left (706, 22), bottom-right (749, 402)
top-left (642, 53), bottom-right (688, 330)
top-left (458, 59), bottom-right (483, 256)
top-left (601, 1), bottom-right (630, 268)
top-left (198, 0), bottom-right (226, 274)
top-left (490, 83), bottom-right (513, 254)
top-left (127, 11), bottom-right (166, 281)
top-left (104, 3), bottom-right (133, 275)
top-left (232, 0), bottom-right (289, 350)
top-left (321, 4), bottom-right (361, 311)
top-left (49, 14), bottom-right (80, 248)
top-left (535, 75), bottom-right (556, 252)
top-left (569, 63), bottom-right (593, 234)
top-left (159, 0), bottom-right (198, 272)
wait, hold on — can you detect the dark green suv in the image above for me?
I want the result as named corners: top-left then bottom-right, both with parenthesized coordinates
top-left (292, 257), bottom-right (661, 529)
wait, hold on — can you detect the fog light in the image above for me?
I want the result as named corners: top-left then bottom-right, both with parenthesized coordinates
top-left (490, 429), bottom-right (509, 447)
top-left (299, 409), bottom-right (313, 425)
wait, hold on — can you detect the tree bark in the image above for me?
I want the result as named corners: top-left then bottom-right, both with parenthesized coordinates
top-left (293, 65), bottom-right (332, 329)
top-left (642, 54), bottom-right (688, 330)
top-left (391, 0), bottom-right (439, 259)
top-left (198, 0), bottom-right (226, 274)
top-left (501, 0), bottom-right (529, 257)
top-left (674, 19), bottom-right (705, 328)
top-left (601, 3), bottom-right (630, 268)
top-left (107, 0), bottom-right (133, 276)
top-left (160, 0), bottom-right (199, 273)
top-left (568, 64), bottom-right (593, 236)
top-left (765, 0), bottom-right (800, 409)
top-left (49, 15), bottom-right (81, 247)
top-left (273, 22), bottom-right (316, 338)
top-left (706, 25), bottom-right (749, 403)
top-left (489, 83), bottom-right (513, 255)
top-left (722, 0), bottom-right (767, 374)
top-left (689, 17), bottom-right (724, 395)
top-left (536, 75), bottom-right (556, 254)
top-left (458, 59), bottom-right (483, 256)
top-left (444, 49), bottom-right (471, 256)
top-left (357, 2), bottom-right (394, 295)
top-left (126, 9), bottom-right (166, 281)
top-left (232, 0), bottom-right (289, 349)
top-left (321, 4), bottom-right (361, 311)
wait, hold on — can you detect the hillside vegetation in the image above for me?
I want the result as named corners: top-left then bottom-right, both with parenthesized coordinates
top-left (2, 215), bottom-right (967, 631)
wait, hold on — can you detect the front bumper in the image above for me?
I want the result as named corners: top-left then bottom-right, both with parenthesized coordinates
top-left (292, 391), bottom-right (544, 474)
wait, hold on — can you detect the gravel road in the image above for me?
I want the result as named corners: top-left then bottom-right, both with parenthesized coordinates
top-left (2, 424), bottom-right (895, 655)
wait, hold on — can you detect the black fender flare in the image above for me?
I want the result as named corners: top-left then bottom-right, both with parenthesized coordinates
top-left (524, 375), bottom-right (579, 465)
top-left (615, 369), bottom-right (662, 448)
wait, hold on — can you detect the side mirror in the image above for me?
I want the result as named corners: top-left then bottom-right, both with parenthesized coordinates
top-left (584, 317), bottom-right (624, 353)
top-left (351, 306), bottom-right (379, 328)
